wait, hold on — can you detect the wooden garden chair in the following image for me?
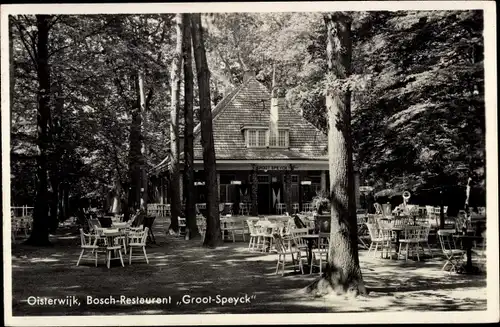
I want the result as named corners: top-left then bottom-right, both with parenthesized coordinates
top-left (128, 227), bottom-right (150, 265)
top-left (76, 228), bottom-right (103, 267)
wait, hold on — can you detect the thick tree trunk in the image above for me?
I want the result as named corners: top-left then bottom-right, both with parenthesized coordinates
top-left (183, 13), bottom-right (201, 240)
top-left (49, 81), bottom-right (64, 229)
top-left (191, 13), bottom-right (222, 247)
top-left (168, 13), bottom-right (183, 233)
top-left (26, 15), bottom-right (52, 246)
top-left (306, 13), bottom-right (367, 297)
top-left (128, 74), bottom-right (142, 212)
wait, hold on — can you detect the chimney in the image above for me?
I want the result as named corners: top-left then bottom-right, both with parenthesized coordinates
top-left (270, 87), bottom-right (285, 141)
top-left (243, 70), bottom-right (256, 82)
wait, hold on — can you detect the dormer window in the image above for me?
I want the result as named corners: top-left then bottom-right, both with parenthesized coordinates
top-left (243, 126), bottom-right (289, 148)
top-left (248, 130), bottom-right (258, 147)
top-left (258, 130), bottom-right (267, 147)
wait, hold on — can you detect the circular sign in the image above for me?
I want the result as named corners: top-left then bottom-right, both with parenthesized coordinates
top-left (403, 191), bottom-right (411, 201)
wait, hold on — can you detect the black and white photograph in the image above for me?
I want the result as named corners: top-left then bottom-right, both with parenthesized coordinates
top-left (1, 1), bottom-right (498, 326)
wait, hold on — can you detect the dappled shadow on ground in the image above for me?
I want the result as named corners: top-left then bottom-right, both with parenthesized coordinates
top-left (9, 217), bottom-right (487, 315)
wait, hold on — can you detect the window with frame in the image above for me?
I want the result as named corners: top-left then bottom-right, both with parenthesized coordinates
top-left (269, 132), bottom-right (277, 147)
top-left (248, 130), bottom-right (257, 147)
top-left (278, 130), bottom-right (288, 147)
top-left (245, 128), bottom-right (289, 148)
top-left (257, 130), bottom-right (267, 147)
top-left (268, 129), bottom-right (288, 148)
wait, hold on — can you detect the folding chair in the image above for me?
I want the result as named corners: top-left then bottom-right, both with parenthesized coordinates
top-left (273, 233), bottom-right (304, 275)
top-left (437, 230), bottom-right (465, 273)
top-left (310, 232), bottom-right (330, 274)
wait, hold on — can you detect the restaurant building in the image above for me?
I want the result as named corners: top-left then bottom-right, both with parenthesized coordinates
top-left (151, 71), bottom-right (360, 215)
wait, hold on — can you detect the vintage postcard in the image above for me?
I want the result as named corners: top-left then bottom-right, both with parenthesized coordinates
top-left (1, 1), bottom-right (498, 326)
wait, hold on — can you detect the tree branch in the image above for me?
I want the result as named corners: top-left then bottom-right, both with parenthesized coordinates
top-left (47, 15), bottom-right (61, 30)
top-left (11, 17), bottom-right (37, 67)
top-left (48, 17), bottom-right (117, 58)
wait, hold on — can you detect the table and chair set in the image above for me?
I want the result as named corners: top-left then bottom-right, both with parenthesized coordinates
top-left (359, 203), bottom-right (486, 274)
top-left (437, 229), bottom-right (486, 274)
top-left (11, 215), bottom-right (33, 241)
top-left (77, 214), bottom-right (151, 268)
top-left (244, 215), bottom-right (328, 275)
top-left (363, 216), bottom-right (434, 261)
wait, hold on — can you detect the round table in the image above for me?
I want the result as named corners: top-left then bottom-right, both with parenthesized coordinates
top-left (100, 229), bottom-right (126, 268)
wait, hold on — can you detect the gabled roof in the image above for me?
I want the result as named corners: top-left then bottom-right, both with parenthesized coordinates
top-left (153, 76), bottom-right (328, 173)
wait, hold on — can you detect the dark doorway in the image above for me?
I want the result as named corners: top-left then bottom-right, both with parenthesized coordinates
top-left (258, 184), bottom-right (270, 214)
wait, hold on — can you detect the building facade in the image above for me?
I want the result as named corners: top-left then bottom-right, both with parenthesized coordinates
top-left (151, 71), bottom-right (360, 215)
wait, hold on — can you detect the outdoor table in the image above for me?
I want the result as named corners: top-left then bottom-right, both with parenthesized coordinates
top-left (391, 227), bottom-right (405, 257)
top-left (453, 234), bottom-right (483, 274)
top-left (112, 222), bottom-right (128, 228)
top-left (300, 234), bottom-right (319, 267)
top-left (100, 229), bottom-right (126, 267)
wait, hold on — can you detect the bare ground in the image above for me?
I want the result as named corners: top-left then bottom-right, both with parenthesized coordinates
top-left (9, 217), bottom-right (487, 315)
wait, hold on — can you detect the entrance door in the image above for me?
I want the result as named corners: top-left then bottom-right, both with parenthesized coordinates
top-left (257, 184), bottom-right (270, 214)
top-left (270, 182), bottom-right (283, 214)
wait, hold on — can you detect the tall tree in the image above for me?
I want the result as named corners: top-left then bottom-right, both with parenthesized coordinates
top-left (182, 13), bottom-right (200, 239)
top-left (128, 72), bottom-right (143, 212)
top-left (307, 13), bottom-right (367, 296)
top-left (25, 15), bottom-right (53, 246)
top-left (191, 13), bottom-right (222, 247)
top-left (168, 13), bottom-right (183, 234)
top-left (138, 72), bottom-right (148, 212)
top-left (128, 70), bottom-right (148, 213)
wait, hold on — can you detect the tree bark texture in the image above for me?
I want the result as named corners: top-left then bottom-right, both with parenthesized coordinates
top-left (26, 15), bottom-right (52, 246)
top-left (182, 14), bottom-right (201, 239)
top-left (191, 13), bottom-right (222, 247)
top-left (306, 13), bottom-right (367, 296)
top-left (128, 73), bottom-right (143, 212)
top-left (168, 13), bottom-right (183, 233)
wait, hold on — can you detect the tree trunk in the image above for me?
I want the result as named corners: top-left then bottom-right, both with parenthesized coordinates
top-left (48, 172), bottom-right (59, 232)
top-left (63, 182), bottom-right (69, 220)
top-left (168, 13), bottom-right (183, 234)
top-left (26, 15), bottom-right (52, 246)
top-left (306, 13), bottom-right (367, 297)
top-left (138, 72), bottom-right (148, 212)
top-left (128, 73), bottom-right (142, 212)
top-left (183, 13), bottom-right (201, 240)
top-left (191, 13), bottom-right (222, 247)
top-left (250, 166), bottom-right (258, 216)
top-left (284, 169), bottom-right (293, 214)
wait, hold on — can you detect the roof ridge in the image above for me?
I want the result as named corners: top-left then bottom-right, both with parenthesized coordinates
top-left (192, 78), bottom-right (254, 135)
top-left (153, 78), bottom-right (257, 173)
top-left (287, 104), bottom-right (328, 137)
